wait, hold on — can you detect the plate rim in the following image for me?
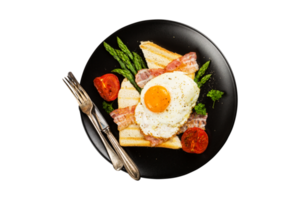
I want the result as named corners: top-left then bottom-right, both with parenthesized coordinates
top-left (77, 18), bottom-right (240, 180)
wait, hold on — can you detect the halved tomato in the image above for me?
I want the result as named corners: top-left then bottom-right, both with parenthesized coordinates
top-left (93, 73), bottom-right (120, 101)
top-left (181, 127), bottom-right (209, 154)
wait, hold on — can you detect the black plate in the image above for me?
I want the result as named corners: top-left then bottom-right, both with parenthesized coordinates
top-left (80, 20), bottom-right (238, 179)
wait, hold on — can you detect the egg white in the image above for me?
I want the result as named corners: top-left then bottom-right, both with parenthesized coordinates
top-left (135, 71), bottom-right (200, 139)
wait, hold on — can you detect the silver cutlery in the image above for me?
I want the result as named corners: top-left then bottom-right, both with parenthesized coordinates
top-left (64, 72), bottom-right (140, 180)
top-left (63, 75), bottom-right (123, 171)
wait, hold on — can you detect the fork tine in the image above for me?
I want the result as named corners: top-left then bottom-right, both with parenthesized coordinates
top-left (67, 72), bottom-right (89, 98)
top-left (60, 76), bottom-right (82, 105)
top-left (66, 77), bottom-right (87, 102)
top-left (67, 75), bottom-right (90, 102)
top-left (60, 76), bottom-right (72, 95)
top-left (68, 72), bottom-right (79, 86)
top-left (64, 77), bottom-right (85, 104)
top-left (77, 85), bottom-right (89, 101)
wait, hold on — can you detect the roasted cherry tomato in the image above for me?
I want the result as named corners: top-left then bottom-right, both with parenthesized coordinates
top-left (181, 127), bottom-right (209, 154)
top-left (93, 73), bottom-right (120, 101)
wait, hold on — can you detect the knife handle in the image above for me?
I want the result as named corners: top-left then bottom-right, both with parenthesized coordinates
top-left (103, 127), bottom-right (140, 180)
top-left (87, 114), bottom-right (124, 171)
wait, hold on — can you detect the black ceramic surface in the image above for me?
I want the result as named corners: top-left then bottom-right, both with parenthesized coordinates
top-left (80, 20), bottom-right (237, 179)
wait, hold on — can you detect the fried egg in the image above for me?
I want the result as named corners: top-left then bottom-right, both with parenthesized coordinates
top-left (135, 71), bottom-right (200, 139)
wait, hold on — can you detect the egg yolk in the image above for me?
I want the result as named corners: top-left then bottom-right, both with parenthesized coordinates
top-left (144, 85), bottom-right (171, 113)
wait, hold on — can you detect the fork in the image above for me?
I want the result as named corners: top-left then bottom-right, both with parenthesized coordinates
top-left (63, 76), bottom-right (124, 171)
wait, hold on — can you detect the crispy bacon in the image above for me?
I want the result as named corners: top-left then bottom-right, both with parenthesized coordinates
top-left (135, 68), bottom-right (165, 88)
top-left (179, 113), bottom-right (208, 133)
top-left (164, 59), bottom-right (181, 72)
top-left (165, 52), bottom-right (199, 73)
top-left (144, 135), bottom-right (165, 147)
top-left (110, 105), bottom-right (137, 131)
top-left (135, 52), bottom-right (199, 88)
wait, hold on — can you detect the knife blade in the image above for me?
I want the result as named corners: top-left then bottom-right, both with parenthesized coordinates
top-left (92, 103), bottom-right (109, 130)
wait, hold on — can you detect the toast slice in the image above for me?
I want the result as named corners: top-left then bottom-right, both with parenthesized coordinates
top-left (118, 41), bottom-right (197, 149)
top-left (139, 41), bottom-right (195, 79)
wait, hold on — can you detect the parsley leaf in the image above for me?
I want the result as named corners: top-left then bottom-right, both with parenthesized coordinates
top-left (194, 103), bottom-right (206, 115)
top-left (102, 101), bottom-right (114, 114)
top-left (207, 89), bottom-right (224, 108)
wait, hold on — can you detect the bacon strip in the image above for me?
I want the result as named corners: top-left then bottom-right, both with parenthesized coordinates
top-left (135, 68), bottom-right (165, 88)
top-left (110, 105), bottom-right (137, 131)
top-left (179, 113), bottom-right (208, 133)
top-left (135, 52), bottom-right (199, 88)
top-left (165, 52), bottom-right (199, 73)
top-left (144, 135), bottom-right (165, 147)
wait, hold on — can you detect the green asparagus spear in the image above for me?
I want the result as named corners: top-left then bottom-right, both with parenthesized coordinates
top-left (112, 68), bottom-right (141, 93)
top-left (194, 60), bottom-right (210, 83)
top-left (103, 42), bottom-right (126, 70)
top-left (136, 52), bottom-right (147, 69)
top-left (133, 52), bottom-right (142, 71)
top-left (117, 37), bottom-right (133, 60)
top-left (115, 49), bottom-right (137, 75)
top-left (197, 74), bottom-right (211, 88)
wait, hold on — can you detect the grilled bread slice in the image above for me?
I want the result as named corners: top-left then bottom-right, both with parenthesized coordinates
top-left (139, 41), bottom-right (195, 79)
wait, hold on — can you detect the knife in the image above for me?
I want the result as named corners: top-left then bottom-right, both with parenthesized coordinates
top-left (68, 72), bottom-right (140, 180)
top-left (92, 103), bottom-right (140, 180)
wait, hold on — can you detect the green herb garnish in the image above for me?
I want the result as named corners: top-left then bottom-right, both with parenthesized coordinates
top-left (103, 101), bottom-right (114, 114)
top-left (207, 89), bottom-right (224, 108)
top-left (194, 103), bottom-right (207, 115)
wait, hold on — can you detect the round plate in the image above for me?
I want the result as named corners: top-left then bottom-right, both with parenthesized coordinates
top-left (80, 20), bottom-right (238, 179)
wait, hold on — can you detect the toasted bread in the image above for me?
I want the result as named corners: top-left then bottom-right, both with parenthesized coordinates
top-left (140, 41), bottom-right (195, 79)
top-left (118, 41), bottom-right (197, 149)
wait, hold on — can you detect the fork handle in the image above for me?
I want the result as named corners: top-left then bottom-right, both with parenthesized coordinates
top-left (103, 127), bottom-right (140, 180)
top-left (87, 115), bottom-right (124, 171)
